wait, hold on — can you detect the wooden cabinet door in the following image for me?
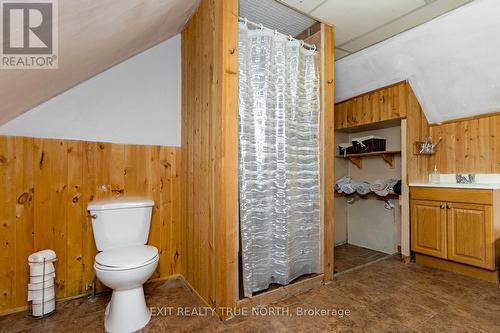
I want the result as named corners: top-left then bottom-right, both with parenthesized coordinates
top-left (411, 200), bottom-right (447, 258)
top-left (447, 203), bottom-right (494, 269)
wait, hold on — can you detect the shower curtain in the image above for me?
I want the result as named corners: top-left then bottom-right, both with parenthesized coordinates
top-left (238, 22), bottom-right (321, 298)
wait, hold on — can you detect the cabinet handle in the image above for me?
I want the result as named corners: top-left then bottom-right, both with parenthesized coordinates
top-left (446, 203), bottom-right (452, 209)
top-left (440, 204), bottom-right (446, 209)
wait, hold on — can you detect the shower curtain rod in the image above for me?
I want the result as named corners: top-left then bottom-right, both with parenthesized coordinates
top-left (238, 16), bottom-right (317, 51)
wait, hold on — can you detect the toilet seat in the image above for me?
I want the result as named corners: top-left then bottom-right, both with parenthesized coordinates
top-left (95, 245), bottom-right (158, 271)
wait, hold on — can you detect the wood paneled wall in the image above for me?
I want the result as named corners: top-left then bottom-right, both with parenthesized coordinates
top-left (334, 81), bottom-right (408, 130)
top-left (333, 81), bottom-right (430, 183)
top-left (181, 0), bottom-right (239, 315)
top-left (430, 113), bottom-right (500, 173)
top-left (0, 136), bottom-right (181, 315)
top-left (405, 86), bottom-right (431, 183)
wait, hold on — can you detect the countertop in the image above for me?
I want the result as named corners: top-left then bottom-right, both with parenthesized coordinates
top-left (409, 183), bottom-right (500, 190)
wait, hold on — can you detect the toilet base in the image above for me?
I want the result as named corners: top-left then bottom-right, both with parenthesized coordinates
top-left (104, 287), bottom-right (151, 333)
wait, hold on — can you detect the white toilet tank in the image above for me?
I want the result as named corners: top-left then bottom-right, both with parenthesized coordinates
top-left (87, 198), bottom-right (155, 251)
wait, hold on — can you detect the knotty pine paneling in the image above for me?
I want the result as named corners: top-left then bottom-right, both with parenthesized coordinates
top-left (406, 86), bottom-right (431, 183)
top-left (181, 0), bottom-right (239, 315)
top-left (182, 0), bottom-right (335, 314)
top-left (320, 24), bottom-right (335, 280)
top-left (430, 114), bottom-right (500, 173)
top-left (302, 21), bottom-right (336, 281)
top-left (334, 81), bottom-right (408, 130)
top-left (0, 136), bottom-right (181, 314)
top-left (334, 81), bottom-right (431, 183)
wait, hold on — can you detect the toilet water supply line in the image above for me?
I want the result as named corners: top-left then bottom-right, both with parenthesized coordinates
top-left (87, 276), bottom-right (97, 301)
top-left (238, 16), bottom-right (317, 51)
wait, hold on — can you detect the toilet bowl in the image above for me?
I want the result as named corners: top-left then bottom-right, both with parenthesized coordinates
top-left (94, 245), bottom-right (159, 333)
top-left (87, 198), bottom-right (157, 333)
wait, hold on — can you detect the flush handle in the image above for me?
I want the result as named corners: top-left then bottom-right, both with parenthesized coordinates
top-left (87, 214), bottom-right (97, 220)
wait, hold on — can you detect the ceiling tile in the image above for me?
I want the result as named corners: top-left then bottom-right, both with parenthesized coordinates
top-left (310, 0), bottom-right (427, 45)
top-left (278, 0), bottom-right (326, 13)
top-left (335, 48), bottom-right (351, 60)
top-left (340, 0), bottom-right (473, 53)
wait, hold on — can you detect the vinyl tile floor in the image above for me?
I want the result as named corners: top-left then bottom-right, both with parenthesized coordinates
top-left (2, 256), bottom-right (500, 332)
top-left (334, 243), bottom-right (389, 273)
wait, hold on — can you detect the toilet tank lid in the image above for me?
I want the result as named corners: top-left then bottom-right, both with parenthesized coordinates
top-left (88, 198), bottom-right (154, 211)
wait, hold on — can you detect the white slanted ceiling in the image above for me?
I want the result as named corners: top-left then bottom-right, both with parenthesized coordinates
top-left (0, 36), bottom-right (182, 146)
top-left (0, 0), bottom-right (200, 125)
top-left (335, 0), bottom-right (500, 124)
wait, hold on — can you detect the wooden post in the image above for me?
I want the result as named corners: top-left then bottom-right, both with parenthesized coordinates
top-left (321, 24), bottom-right (335, 281)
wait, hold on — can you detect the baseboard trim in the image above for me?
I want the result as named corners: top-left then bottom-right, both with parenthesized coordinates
top-left (236, 274), bottom-right (324, 310)
top-left (181, 277), bottom-right (215, 312)
top-left (0, 274), bottom-right (183, 317)
top-left (415, 254), bottom-right (499, 283)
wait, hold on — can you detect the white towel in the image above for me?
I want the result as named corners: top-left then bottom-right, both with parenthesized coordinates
top-left (370, 179), bottom-right (389, 196)
top-left (28, 273), bottom-right (55, 287)
top-left (341, 183), bottom-right (355, 194)
top-left (354, 181), bottom-right (371, 195)
top-left (370, 180), bottom-right (385, 192)
top-left (335, 176), bottom-right (352, 193)
top-left (28, 250), bottom-right (56, 263)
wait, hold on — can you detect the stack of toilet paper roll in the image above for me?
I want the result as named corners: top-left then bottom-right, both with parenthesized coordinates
top-left (28, 250), bottom-right (57, 317)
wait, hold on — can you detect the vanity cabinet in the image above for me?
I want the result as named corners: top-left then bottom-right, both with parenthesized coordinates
top-left (411, 200), bottom-right (447, 259)
top-left (446, 203), bottom-right (493, 269)
top-left (410, 187), bottom-right (499, 277)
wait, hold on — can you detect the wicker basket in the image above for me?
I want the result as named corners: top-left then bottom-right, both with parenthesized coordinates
top-left (351, 136), bottom-right (386, 154)
top-left (338, 142), bottom-right (353, 156)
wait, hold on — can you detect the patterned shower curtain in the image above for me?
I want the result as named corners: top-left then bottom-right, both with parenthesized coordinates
top-left (238, 22), bottom-right (321, 298)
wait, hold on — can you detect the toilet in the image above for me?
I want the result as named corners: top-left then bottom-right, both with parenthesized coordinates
top-left (88, 198), bottom-right (159, 333)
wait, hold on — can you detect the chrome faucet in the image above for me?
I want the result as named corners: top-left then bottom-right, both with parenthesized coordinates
top-left (456, 174), bottom-right (476, 184)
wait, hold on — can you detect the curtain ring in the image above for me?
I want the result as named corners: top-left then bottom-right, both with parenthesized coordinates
top-left (259, 23), bottom-right (264, 32)
top-left (244, 18), bottom-right (248, 26)
top-left (274, 30), bottom-right (278, 37)
top-left (288, 35), bottom-right (293, 42)
top-left (312, 45), bottom-right (317, 52)
top-left (300, 40), bottom-right (305, 47)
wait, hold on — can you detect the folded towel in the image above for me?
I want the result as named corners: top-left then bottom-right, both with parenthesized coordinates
top-left (28, 250), bottom-right (56, 263)
top-left (384, 199), bottom-right (396, 210)
top-left (372, 179), bottom-right (389, 196)
top-left (354, 181), bottom-right (371, 195)
top-left (385, 178), bottom-right (398, 193)
top-left (374, 188), bottom-right (389, 197)
top-left (336, 177), bottom-right (401, 197)
top-left (340, 182), bottom-right (356, 194)
top-left (370, 179), bottom-right (386, 192)
top-left (335, 176), bottom-right (352, 193)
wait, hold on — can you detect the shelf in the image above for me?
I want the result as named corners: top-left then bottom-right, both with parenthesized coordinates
top-left (335, 119), bottom-right (402, 133)
top-left (335, 150), bottom-right (401, 169)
